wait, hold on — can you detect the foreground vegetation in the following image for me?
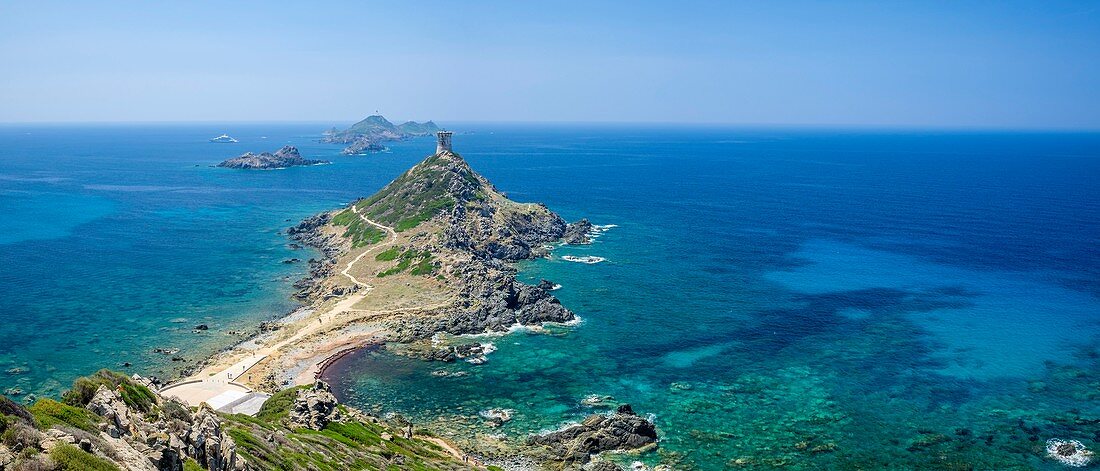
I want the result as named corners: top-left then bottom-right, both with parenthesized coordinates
top-left (0, 370), bottom-right (469, 470)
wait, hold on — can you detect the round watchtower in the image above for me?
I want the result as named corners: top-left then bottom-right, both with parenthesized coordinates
top-left (436, 130), bottom-right (453, 154)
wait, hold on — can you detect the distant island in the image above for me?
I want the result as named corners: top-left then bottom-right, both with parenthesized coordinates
top-left (216, 146), bottom-right (329, 170)
top-left (321, 115), bottom-right (440, 155)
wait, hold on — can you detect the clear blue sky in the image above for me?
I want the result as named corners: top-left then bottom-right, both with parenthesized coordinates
top-left (2, 1), bottom-right (1099, 128)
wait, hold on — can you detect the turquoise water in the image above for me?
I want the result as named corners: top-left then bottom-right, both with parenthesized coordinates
top-left (2, 125), bottom-right (1099, 468)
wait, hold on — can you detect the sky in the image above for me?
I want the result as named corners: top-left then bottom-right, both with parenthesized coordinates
top-left (1, 1), bottom-right (1099, 128)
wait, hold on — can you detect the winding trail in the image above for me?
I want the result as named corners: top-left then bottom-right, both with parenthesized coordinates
top-left (161, 206), bottom-right (399, 408)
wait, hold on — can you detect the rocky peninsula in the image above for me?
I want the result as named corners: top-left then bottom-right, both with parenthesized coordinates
top-left (321, 115), bottom-right (439, 155)
top-left (0, 137), bottom-right (653, 470)
top-left (144, 136), bottom-right (651, 469)
top-left (215, 146), bottom-right (328, 170)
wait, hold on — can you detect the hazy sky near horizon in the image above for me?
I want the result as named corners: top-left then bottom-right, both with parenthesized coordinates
top-left (2, 1), bottom-right (1099, 128)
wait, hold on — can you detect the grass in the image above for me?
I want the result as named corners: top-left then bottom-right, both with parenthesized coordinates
top-left (28, 398), bottom-right (101, 433)
top-left (374, 246), bottom-right (400, 262)
top-left (332, 208), bottom-right (387, 248)
top-left (377, 249), bottom-right (435, 278)
top-left (183, 459), bottom-right (205, 471)
top-left (358, 152), bottom-right (472, 232)
top-left (255, 385), bottom-right (307, 423)
top-left (50, 443), bottom-right (121, 471)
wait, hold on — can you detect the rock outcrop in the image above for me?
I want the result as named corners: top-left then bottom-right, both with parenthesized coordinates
top-left (0, 371), bottom-right (246, 471)
top-left (187, 405), bottom-right (240, 471)
top-left (527, 404), bottom-right (658, 464)
top-left (217, 146), bottom-right (328, 169)
top-left (563, 218), bottom-right (594, 244)
top-left (287, 381), bottom-right (342, 430)
top-left (86, 385), bottom-right (135, 438)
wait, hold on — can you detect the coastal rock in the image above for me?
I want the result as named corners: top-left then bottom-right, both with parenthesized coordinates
top-left (287, 213), bottom-right (348, 301)
top-left (537, 279), bottom-right (558, 291)
top-left (563, 218), bottom-right (594, 244)
top-left (1046, 438), bottom-right (1093, 467)
top-left (527, 404), bottom-right (658, 464)
top-left (287, 381), bottom-right (342, 430)
top-left (216, 145), bottom-right (328, 170)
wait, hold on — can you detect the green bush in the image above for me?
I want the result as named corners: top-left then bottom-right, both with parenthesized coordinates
top-left (183, 458), bottom-right (205, 471)
top-left (62, 370), bottom-right (156, 413)
top-left (28, 398), bottom-right (100, 433)
top-left (256, 386), bottom-right (306, 423)
top-left (50, 443), bottom-right (121, 471)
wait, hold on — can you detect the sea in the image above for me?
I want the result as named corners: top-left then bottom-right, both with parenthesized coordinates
top-left (1, 123), bottom-right (1098, 469)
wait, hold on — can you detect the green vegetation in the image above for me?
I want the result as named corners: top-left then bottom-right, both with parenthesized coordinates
top-left (62, 369), bottom-right (157, 413)
top-left (377, 249), bottom-right (436, 278)
top-left (358, 152), bottom-right (477, 232)
top-left (332, 209), bottom-right (387, 247)
top-left (220, 415), bottom-right (455, 471)
top-left (50, 443), bottom-right (121, 471)
top-left (28, 398), bottom-right (101, 433)
top-left (1, 368), bottom-right (468, 471)
top-left (374, 246), bottom-right (400, 261)
top-left (256, 385), bottom-right (308, 423)
top-left (330, 209), bottom-right (358, 226)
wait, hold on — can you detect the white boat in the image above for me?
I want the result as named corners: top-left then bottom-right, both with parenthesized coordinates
top-left (209, 134), bottom-right (239, 143)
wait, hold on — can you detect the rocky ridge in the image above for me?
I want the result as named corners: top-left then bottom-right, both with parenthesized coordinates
top-left (216, 146), bottom-right (328, 170)
top-left (293, 149), bottom-right (591, 339)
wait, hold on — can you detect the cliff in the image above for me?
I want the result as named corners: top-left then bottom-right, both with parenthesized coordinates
top-left (216, 146), bottom-right (327, 170)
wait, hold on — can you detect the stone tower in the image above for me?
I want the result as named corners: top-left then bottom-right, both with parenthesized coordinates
top-left (436, 130), bottom-right (453, 154)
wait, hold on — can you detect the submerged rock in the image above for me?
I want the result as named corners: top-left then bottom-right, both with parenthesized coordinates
top-left (1046, 438), bottom-right (1094, 467)
top-left (527, 404), bottom-right (658, 463)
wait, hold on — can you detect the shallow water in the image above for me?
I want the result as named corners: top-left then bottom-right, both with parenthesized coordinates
top-left (2, 124), bottom-right (1099, 468)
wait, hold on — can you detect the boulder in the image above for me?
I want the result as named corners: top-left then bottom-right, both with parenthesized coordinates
top-left (287, 381), bottom-right (342, 430)
top-left (86, 385), bottom-right (134, 438)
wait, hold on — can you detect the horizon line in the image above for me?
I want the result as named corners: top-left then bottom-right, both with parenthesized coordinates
top-left (1, 119), bottom-right (1098, 133)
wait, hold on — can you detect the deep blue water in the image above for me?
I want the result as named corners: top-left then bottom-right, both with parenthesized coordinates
top-left (2, 124), bottom-right (1099, 469)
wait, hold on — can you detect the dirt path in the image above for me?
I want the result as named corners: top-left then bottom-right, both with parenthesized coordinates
top-left (162, 209), bottom-right (400, 403)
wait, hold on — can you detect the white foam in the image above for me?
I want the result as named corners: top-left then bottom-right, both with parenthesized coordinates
top-left (562, 255), bottom-right (606, 264)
